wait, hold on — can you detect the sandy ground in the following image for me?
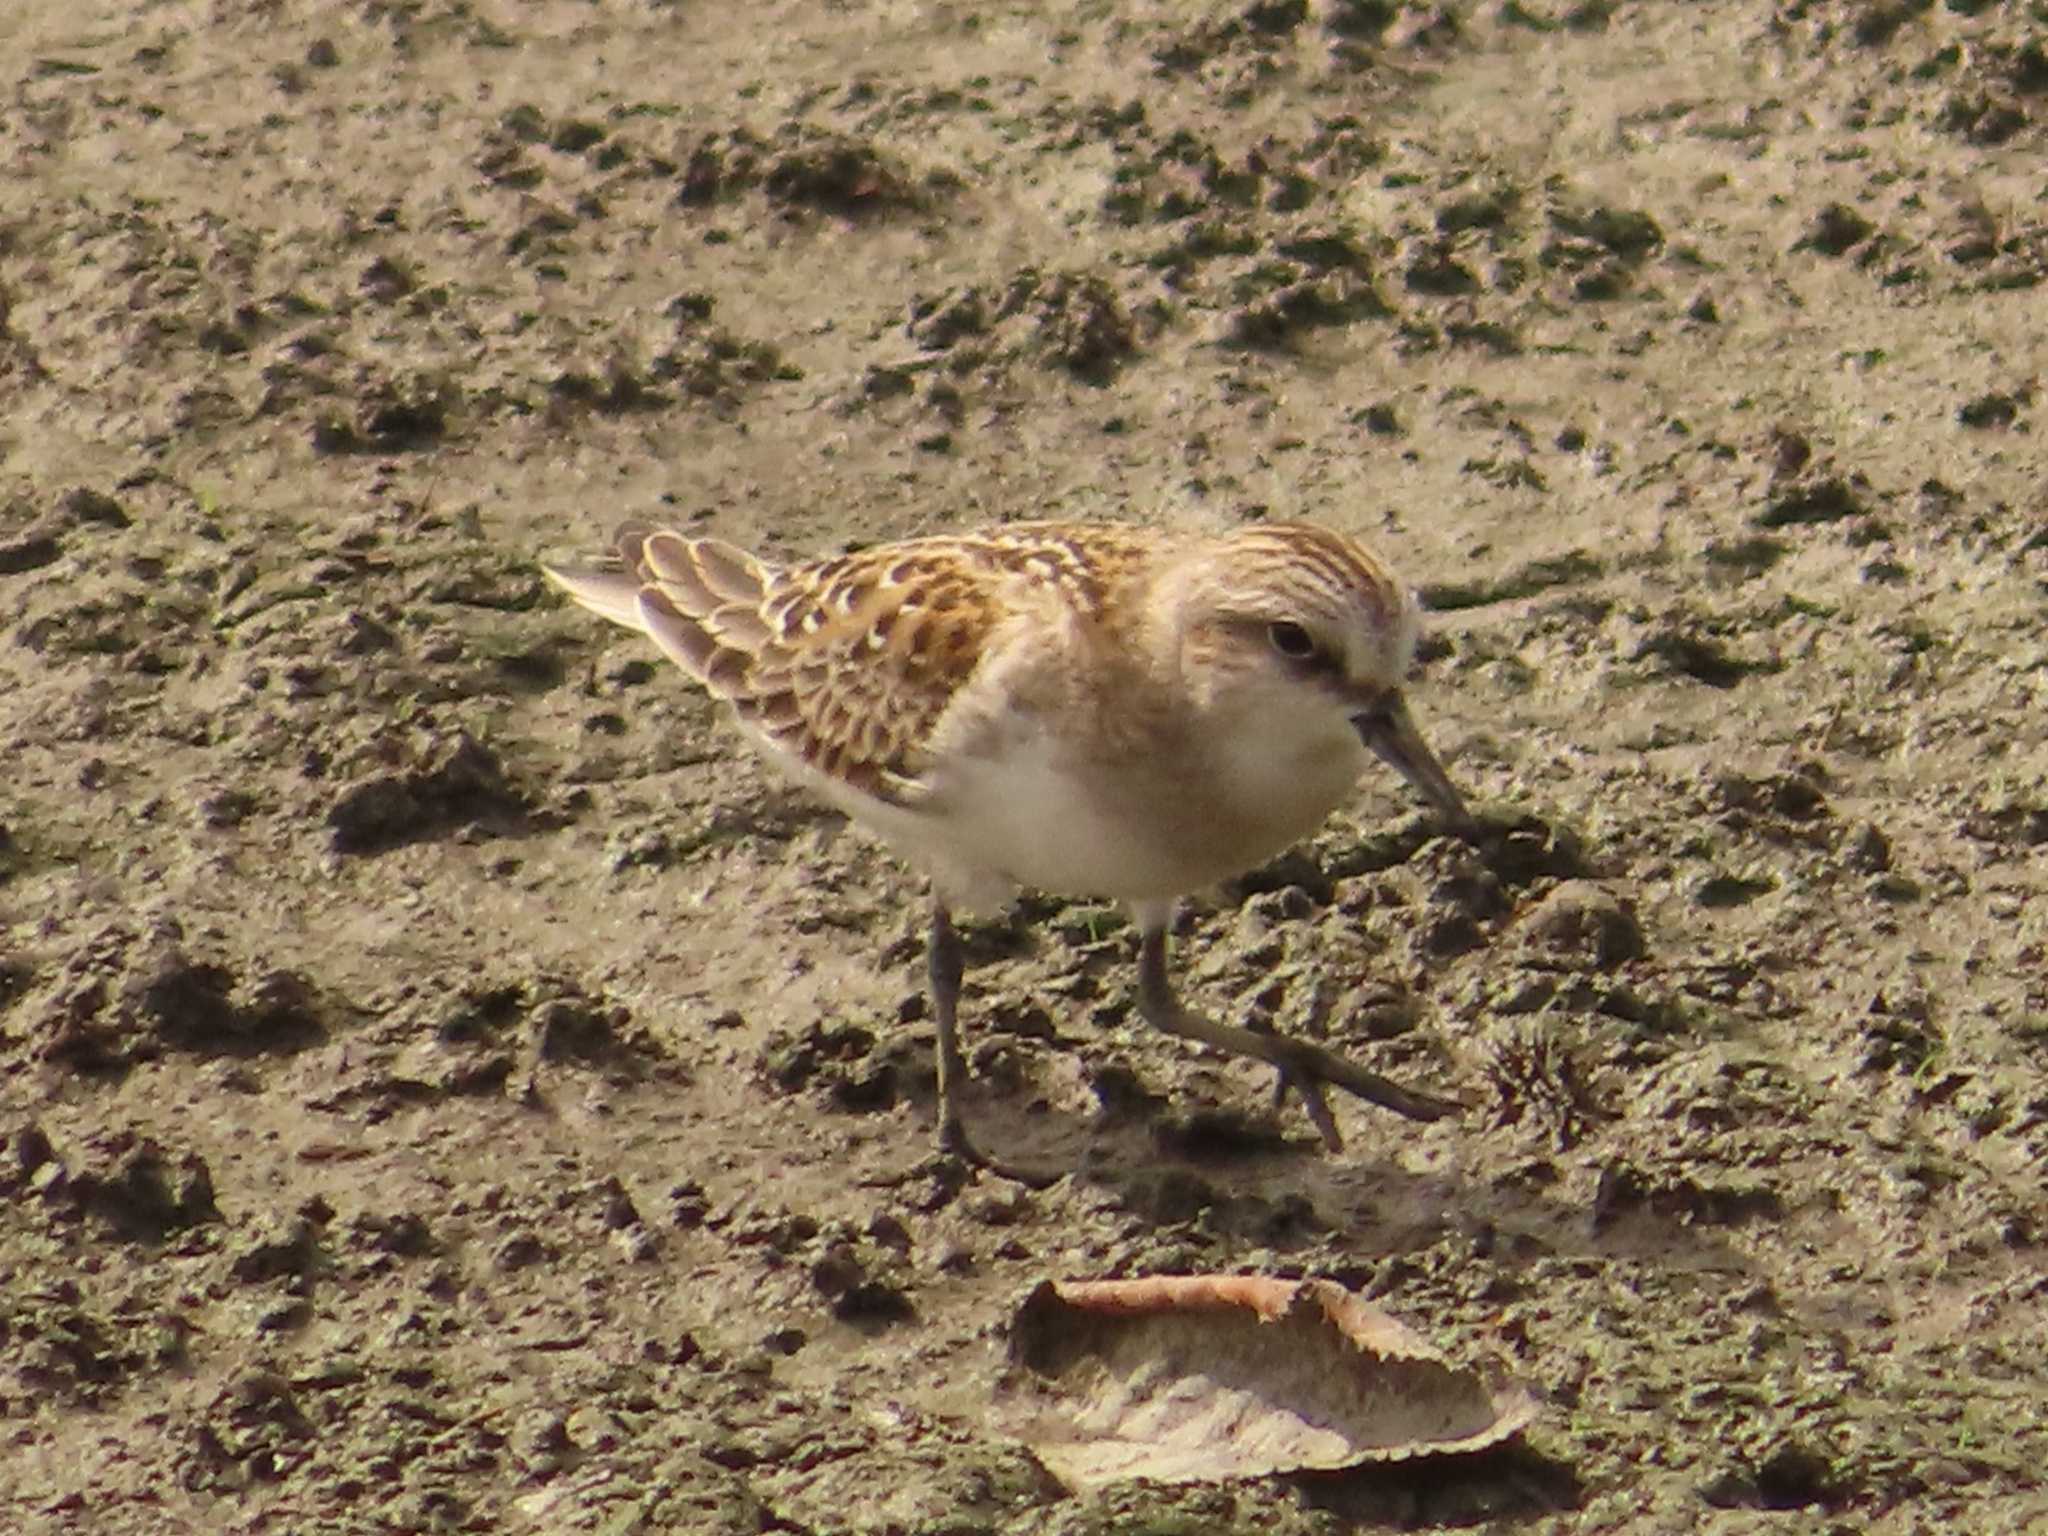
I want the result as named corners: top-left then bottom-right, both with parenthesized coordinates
top-left (6, 0), bottom-right (2048, 1530)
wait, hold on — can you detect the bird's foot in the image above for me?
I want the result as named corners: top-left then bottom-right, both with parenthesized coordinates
top-left (1272, 1033), bottom-right (1465, 1127)
top-left (1270, 1063), bottom-right (1345, 1150)
top-left (936, 1114), bottom-right (1060, 1189)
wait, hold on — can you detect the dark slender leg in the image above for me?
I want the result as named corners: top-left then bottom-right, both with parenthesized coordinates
top-left (927, 900), bottom-right (1054, 1187)
top-left (928, 901), bottom-right (971, 1153)
top-left (1132, 916), bottom-right (1462, 1142)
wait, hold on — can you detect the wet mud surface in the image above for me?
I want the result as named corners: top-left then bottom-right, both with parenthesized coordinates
top-left (5, 1), bottom-right (2048, 1530)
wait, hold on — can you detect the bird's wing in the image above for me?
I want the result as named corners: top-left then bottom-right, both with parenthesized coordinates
top-left (548, 526), bottom-right (1022, 805)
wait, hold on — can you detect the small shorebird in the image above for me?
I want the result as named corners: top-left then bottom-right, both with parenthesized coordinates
top-left (543, 519), bottom-right (1471, 1180)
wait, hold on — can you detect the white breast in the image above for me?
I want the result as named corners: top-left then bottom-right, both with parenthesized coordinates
top-left (877, 712), bottom-right (1368, 908)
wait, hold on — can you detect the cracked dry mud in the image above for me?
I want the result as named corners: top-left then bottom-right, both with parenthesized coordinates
top-left (6, 2), bottom-right (2048, 1532)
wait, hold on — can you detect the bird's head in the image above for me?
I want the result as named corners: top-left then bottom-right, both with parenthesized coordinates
top-left (1163, 522), bottom-right (1470, 827)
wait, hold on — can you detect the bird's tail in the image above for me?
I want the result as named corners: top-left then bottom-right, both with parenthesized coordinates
top-left (543, 524), bottom-right (777, 692)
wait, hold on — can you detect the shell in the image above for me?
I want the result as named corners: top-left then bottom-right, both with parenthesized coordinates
top-left (998, 1274), bottom-right (1537, 1489)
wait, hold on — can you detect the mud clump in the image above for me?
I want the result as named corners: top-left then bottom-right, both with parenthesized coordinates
top-left (529, 990), bottom-right (642, 1068)
top-left (1019, 270), bottom-right (1137, 381)
top-left (125, 952), bottom-right (322, 1053)
top-left (676, 125), bottom-right (939, 220)
top-left (0, 524), bottom-right (62, 574)
top-left (1753, 464), bottom-right (1873, 528)
top-left (326, 731), bottom-right (534, 854)
top-left (373, 975), bottom-right (659, 1104)
top-left (809, 1237), bottom-right (916, 1325)
top-left (182, 1371), bottom-right (319, 1493)
top-left (1522, 882), bottom-right (1645, 970)
top-left (22, 1129), bottom-right (222, 1242)
top-left (758, 1019), bottom-right (898, 1112)
top-left (1590, 1159), bottom-right (1784, 1233)
top-left (33, 925), bottom-right (325, 1070)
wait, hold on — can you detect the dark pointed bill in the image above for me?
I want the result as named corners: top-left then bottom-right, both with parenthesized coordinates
top-left (1353, 695), bottom-right (1471, 829)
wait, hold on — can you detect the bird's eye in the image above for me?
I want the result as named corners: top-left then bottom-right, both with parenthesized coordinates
top-left (1267, 621), bottom-right (1317, 660)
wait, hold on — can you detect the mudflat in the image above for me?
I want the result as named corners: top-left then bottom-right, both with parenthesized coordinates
top-left (5, 2), bottom-right (2047, 1530)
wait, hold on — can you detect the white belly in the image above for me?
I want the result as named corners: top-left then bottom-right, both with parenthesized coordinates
top-left (890, 724), bottom-right (1370, 905)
